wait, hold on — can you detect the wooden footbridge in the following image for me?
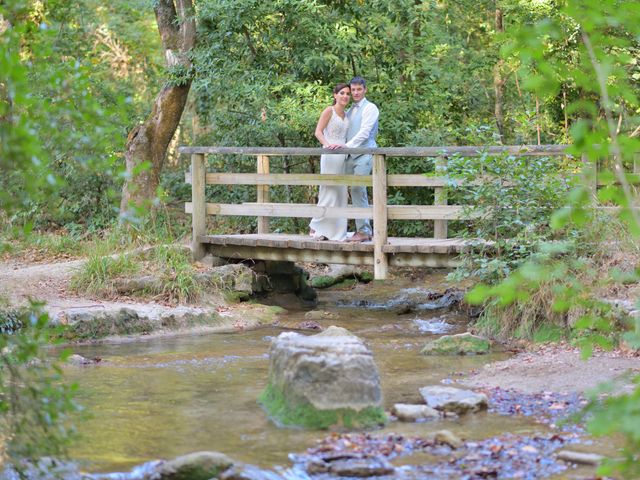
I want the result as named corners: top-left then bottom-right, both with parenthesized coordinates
top-left (180, 145), bottom-right (570, 279)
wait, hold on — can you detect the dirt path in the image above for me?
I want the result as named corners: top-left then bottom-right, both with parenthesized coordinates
top-left (460, 343), bottom-right (640, 394)
top-left (0, 258), bottom-right (170, 318)
top-left (0, 257), bottom-right (278, 339)
top-left (0, 258), bottom-right (83, 305)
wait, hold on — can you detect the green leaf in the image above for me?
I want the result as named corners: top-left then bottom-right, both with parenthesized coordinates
top-left (466, 284), bottom-right (492, 305)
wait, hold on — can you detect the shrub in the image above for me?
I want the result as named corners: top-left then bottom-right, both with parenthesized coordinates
top-left (0, 305), bottom-right (79, 464)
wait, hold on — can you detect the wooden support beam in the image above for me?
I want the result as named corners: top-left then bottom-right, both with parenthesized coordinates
top-left (434, 156), bottom-right (448, 239)
top-left (185, 202), bottom-right (473, 220)
top-left (257, 155), bottom-right (270, 234)
top-left (191, 153), bottom-right (207, 261)
top-left (197, 233), bottom-right (477, 254)
top-left (372, 154), bottom-right (388, 279)
top-left (186, 203), bottom-right (372, 219)
top-left (196, 234), bottom-right (471, 268)
top-left (201, 243), bottom-right (374, 266)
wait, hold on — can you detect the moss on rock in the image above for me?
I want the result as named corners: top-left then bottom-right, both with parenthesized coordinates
top-left (259, 382), bottom-right (386, 430)
top-left (358, 271), bottom-right (374, 283)
top-left (310, 275), bottom-right (337, 289)
top-left (151, 451), bottom-right (234, 480)
top-left (57, 308), bottom-right (223, 341)
top-left (223, 290), bottom-right (251, 303)
top-left (329, 278), bottom-right (358, 290)
top-left (422, 332), bottom-right (491, 355)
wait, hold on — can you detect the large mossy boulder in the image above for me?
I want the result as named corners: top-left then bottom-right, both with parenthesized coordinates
top-left (421, 332), bottom-right (490, 355)
top-left (259, 326), bottom-right (386, 429)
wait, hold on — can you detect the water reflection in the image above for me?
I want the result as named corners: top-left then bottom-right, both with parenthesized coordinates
top-left (65, 284), bottom-right (537, 474)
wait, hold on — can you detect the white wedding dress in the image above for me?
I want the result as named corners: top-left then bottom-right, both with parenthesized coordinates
top-left (309, 108), bottom-right (349, 241)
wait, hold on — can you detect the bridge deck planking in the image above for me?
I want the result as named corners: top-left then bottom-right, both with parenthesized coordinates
top-left (198, 234), bottom-right (477, 254)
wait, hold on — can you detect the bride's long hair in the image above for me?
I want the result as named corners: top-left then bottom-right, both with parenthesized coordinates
top-left (331, 83), bottom-right (350, 105)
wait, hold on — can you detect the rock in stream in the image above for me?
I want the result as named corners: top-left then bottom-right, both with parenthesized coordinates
top-left (259, 326), bottom-right (386, 429)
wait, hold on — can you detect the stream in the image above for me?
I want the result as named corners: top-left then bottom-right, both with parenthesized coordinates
top-left (61, 277), bottom-right (602, 478)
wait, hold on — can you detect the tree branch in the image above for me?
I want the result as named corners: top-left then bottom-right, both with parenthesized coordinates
top-left (242, 26), bottom-right (257, 59)
top-left (176, 0), bottom-right (196, 51)
top-left (155, 0), bottom-right (180, 50)
top-left (582, 31), bottom-right (640, 222)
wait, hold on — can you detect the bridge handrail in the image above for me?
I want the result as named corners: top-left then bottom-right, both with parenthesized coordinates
top-left (178, 144), bottom-right (571, 157)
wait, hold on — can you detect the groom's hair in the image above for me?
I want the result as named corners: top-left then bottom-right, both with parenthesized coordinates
top-left (349, 76), bottom-right (366, 88)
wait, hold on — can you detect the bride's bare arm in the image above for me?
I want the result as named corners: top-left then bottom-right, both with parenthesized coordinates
top-left (315, 107), bottom-right (343, 149)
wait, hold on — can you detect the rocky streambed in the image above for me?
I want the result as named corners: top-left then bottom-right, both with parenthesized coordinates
top-left (4, 269), bottom-right (635, 479)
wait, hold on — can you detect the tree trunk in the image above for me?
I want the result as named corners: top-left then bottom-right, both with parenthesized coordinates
top-left (120, 0), bottom-right (196, 215)
top-left (493, 7), bottom-right (505, 143)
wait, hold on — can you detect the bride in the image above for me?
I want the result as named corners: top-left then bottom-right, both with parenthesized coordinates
top-left (309, 83), bottom-right (350, 241)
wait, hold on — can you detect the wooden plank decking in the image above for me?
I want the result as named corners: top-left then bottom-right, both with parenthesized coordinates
top-left (199, 234), bottom-right (482, 268)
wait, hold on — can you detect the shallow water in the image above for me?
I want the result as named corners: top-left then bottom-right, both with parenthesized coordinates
top-left (64, 280), bottom-right (558, 473)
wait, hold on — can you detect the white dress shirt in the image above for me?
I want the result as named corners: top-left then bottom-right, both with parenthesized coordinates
top-left (345, 99), bottom-right (379, 148)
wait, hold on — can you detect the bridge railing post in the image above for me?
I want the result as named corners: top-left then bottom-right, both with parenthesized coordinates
top-left (581, 152), bottom-right (598, 201)
top-left (257, 154), bottom-right (270, 234)
top-left (634, 153), bottom-right (640, 199)
top-left (372, 154), bottom-right (388, 279)
top-left (191, 153), bottom-right (207, 260)
top-left (434, 156), bottom-right (448, 239)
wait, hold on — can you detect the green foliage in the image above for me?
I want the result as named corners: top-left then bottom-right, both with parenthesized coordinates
top-left (467, 1), bottom-right (640, 475)
top-left (0, 305), bottom-right (79, 463)
top-left (467, 229), bottom-right (630, 342)
top-left (448, 151), bottom-right (575, 283)
top-left (195, 0), bottom-right (519, 145)
top-left (579, 374), bottom-right (640, 479)
top-left (1, 0), bottom-right (162, 234)
top-left (531, 324), bottom-right (566, 343)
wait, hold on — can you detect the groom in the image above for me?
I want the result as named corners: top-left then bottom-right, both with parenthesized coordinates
top-left (344, 76), bottom-right (379, 242)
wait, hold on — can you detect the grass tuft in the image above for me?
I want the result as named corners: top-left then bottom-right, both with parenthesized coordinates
top-left (70, 252), bottom-right (139, 297)
top-left (70, 244), bottom-right (206, 304)
top-left (148, 245), bottom-right (203, 303)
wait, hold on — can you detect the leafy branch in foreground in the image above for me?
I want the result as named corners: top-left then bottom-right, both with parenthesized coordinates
top-left (465, 0), bottom-right (640, 476)
top-left (0, 305), bottom-right (79, 466)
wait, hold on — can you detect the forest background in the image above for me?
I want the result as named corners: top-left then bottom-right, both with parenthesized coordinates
top-left (5, 0), bottom-right (626, 237)
top-left (2, 0), bottom-right (640, 476)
